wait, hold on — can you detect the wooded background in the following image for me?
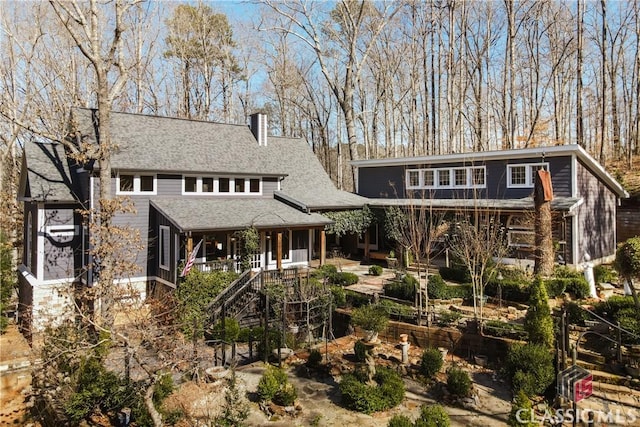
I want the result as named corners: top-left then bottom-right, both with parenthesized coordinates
top-left (1, 0), bottom-right (639, 198)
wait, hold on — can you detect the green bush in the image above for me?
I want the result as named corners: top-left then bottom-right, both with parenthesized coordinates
top-left (564, 277), bottom-right (591, 299)
top-left (378, 299), bottom-right (415, 320)
top-left (554, 265), bottom-right (582, 279)
top-left (483, 320), bottom-right (528, 341)
top-left (312, 264), bottom-right (338, 280)
top-left (331, 285), bottom-right (347, 308)
top-left (524, 276), bottom-right (554, 348)
top-left (307, 349), bottom-right (323, 369)
top-left (543, 278), bottom-right (567, 298)
top-left (354, 340), bottom-right (367, 362)
top-left (339, 367), bottom-right (405, 414)
top-left (436, 310), bottom-right (462, 327)
top-left (446, 367), bottom-right (471, 397)
top-left (384, 279), bottom-right (416, 302)
top-left (153, 373), bottom-right (174, 406)
top-left (420, 348), bottom-right (443, 378)
top-left (594, 264), bottom-right (618, 284)
top-left (345, 290), bottom-right (371, 308)
top-left (504, 343), bottom-right (554, 397)
top-left (257, 366), bottom-right (296, 405)
top-left (388, 414), bottom-right (413, 427)
top-left (485, 279), bottom-right (530, 303)
top-left (369, 265), bottom-right (383, 276)
top-left (351, 304), bottom-right (389, 333)
top-left (615, 308), bottom-right (640, 345)
top-left (508, 390), bottom-right (537, 427)
top-left (427, 274), bottom-right (448, 299)
top-left (615, 237), bottom-right (640, 280)
top-left (207, 317), bottom-right (240, 342)
top-left (564, 302), bottom-right (588, 325)
top-left (414, 404), bottom-right (451, 427)
top-left (335, 272), bottom-right (359, 286)
top-left (439, 264), bottom-right (471, 283)
top-left (593, 295), bottom-right (636, 317)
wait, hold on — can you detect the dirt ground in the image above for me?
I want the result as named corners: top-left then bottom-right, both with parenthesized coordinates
top-left (0, 323), bottom-right (32, 426)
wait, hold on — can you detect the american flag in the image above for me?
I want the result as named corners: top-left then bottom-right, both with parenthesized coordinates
top-left (180, 239), bottom-right (203, 277)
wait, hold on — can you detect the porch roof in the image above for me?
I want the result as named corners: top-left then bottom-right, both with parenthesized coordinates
top-left (366, 196), bottom-right (583, 212)
top-left (150, 197), bottom-right (333, 233)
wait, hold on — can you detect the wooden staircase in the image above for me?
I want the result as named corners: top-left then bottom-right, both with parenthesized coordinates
top-left (207, 270), bottom-right (263, 328)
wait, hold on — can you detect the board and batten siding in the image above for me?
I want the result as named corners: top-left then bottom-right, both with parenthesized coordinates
top-left (149, 204), bottom-right (180, 285)
top-left (357, 156), bottom-right (573, 200)
top-left (22, 202), bottom-right (38, 278)
top-left (575, 159), bottom-right (618, 263)
top-left (42, 205), bottom-right (82, 282)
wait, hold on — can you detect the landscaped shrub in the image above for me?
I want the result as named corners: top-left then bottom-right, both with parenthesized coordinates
top-left (351, 304), bottom-right (389, 334)
top-left (414, 404), bottom-right (450, 427)
top-left (378, 299), bottom-right (415, 320)
top-left (354, 340), bottom-right (367, 362)
top-left (345, 290), bottom-right (371, 308)
top-left (339, 367), bottom-right (405, 414)
top-left (524, 276), bottom-right (554, 348)
top-left (485, 279), bottom-right (530, 303)
top-left (564, 277), bottom-right (591, 299)
top-left (331, 286), bottom-right (347, 308)
top-left (335, 271), bottom-right (359, 286)
top-left (594, 264), bottom-right (618, 284)
top-left (483, 319), bottom-right (528, 341)
top-left (543, 278), bottom-right (568, 298)
top-left (207, 317), bottom-right (240, 342)
top-left (564, 302), bottom-right (588, 326)
top-left (504, 343), bottom-right (554, 397)
top-left (384, 279), bottom-right (415, 302)
top-left (554, 265), bottom-right (582, 279)
top-left (614, 308), bottom-right (640, 345)
top-left (420, 347), bottom-right (444, 378)
top-left (508, 390), bottom-right (537, 427)
top-left (388, 414), bottom-right (413, 427)
top-left (427, 274), bottom-right (448, 299)
top-left (311, 264), bottom-right (338, 280)
top-left (446, 367), bottom-right (471, 397)
top-left (369, 265), bottom-right (383, 276)
top-left (257, 366), bottom-right (297, 405)
top-left (436, 310), bottom-right (462, 327)
top-left (593, 295), bottom-right (636, 317)
top-left (439, 264), bottom-right (470, 283)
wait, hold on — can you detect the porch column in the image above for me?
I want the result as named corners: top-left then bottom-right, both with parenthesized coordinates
top-left (186, 234), bottom-right (193, 260)
top-left (276, 231), bottom-right (283, 270)
top-left (364, 229), bottom-right (370, 259)
top-left (320, 230), bottom-right (326, 266)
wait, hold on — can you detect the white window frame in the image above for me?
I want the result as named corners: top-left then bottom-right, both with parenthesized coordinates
top-left (507, 162), bottom-right (549, 188)
top-left (406, 170), bottom-right (421, 189)
top-left (471, 166), bottom-right (486, 186)
top-left (181, 176), bottom-right (263, 195)
top-left (116, 173), bottom-right (157, 195)
top-left (453, 168), bottom-right (468, 187)
top-left (45, 225), bottom-right (79, 237)
top-left (159, 226), bottom-right (170, 270)
top-left (507, 214), bottom-right (535, 248)
top-left (406, 166), bottom-right (486, 190)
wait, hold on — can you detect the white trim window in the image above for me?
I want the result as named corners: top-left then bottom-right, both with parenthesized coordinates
top-left (159, 226), bottom-right (170, 270)
top-left (507, 162), bottom-right (549, 188)
top-left (117, 173), bottom-right (156, 194)
top-left (182, 176), bottom-right (262, 195)
top-left (507, 214), bottom-right (535, 248)
top-left (406, 166), bottom-right (486, 189)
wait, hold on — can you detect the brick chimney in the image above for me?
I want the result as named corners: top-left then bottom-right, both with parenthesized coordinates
top-left (250, 113), bottom-right (268, 146)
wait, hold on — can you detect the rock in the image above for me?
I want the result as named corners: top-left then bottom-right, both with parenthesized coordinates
top-left (284, 405), bottom-right (297, 415)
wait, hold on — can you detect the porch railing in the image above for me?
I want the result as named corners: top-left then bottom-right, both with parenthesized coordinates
top-left (193, 258), bottom-right (240, 274)
top-left (207, 270), bottom-right (262, 324)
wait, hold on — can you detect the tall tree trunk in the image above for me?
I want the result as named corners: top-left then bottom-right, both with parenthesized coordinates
top-left (534, 170), bottom-right (554, 277)
top-left (577, 0), bottom-right (585, 147)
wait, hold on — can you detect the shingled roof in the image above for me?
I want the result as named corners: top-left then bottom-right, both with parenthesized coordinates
top-left (71, 108), bottom-right (367, 210)
top-left (19, 140), bottom-right (82, 203)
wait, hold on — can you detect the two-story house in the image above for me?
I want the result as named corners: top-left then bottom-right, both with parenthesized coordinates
top-left (352, 145), bottom-right (629, 269)
top-left (17, 108), bottom-right (366, 336)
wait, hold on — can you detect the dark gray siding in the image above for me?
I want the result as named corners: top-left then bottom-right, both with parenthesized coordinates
top-left (23, 203), bottom-right (38, 276)
top-left (156, 174), bottom-right (278, 198)
top-left (357, 156), bottom-right (573, 200)
top-left (42, 205), bottom-right (82, 281)
top-left (263, 177), bottom-right (279, 195)
top-left (575, 160), bottom-right (617, 261)
top-left (149, 205), bottom-right (180, 284)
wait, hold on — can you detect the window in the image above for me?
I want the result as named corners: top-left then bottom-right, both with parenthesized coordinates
top-left (202, 177), bottom-right (214, 193)
top-left (270, 231), bottom-right (291, 261)
top-left (219, 178), bottom-right (230, 193)
top-left (234, 178), bottom-right (245, 193)
top-left (423, 170), bottom-right (434, 187)
top-left (471, 167), bottom-right (485, 186)
top-left (184, 176), bottom-right (197, 193)
top-left (454, 168), bottom-right (467, 187)
top-left (119, 174), bottom-right (134, 192)
top-left (507, 215), bottom-right (535, 248)
top-left (438, 169), bottom-right (451, 187)
top-left (407, 170), bottom-right (420, 188)
top-left (250, 178), bottom-right (260, 193)
top-left (159, 226), bottom-right (170, 270)
top-left (507, 162), bottom-right (548, 188)
top-left (117, 173), bottom-right (156, 194)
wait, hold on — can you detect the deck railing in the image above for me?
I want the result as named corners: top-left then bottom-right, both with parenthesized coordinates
top-left (193, 258), bottom-right (240, 274)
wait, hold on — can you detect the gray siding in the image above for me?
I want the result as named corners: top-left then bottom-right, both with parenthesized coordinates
top-left (149, 205), bottom-right (180, 284)
top-left (156, 174), bottom-right (279, 198)
top-left (575, 160), bottom-right (617, 262)
top-left (42, 205), bottom-right (81, 281)
top-left (358, 156), bottom-right (573, 200)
